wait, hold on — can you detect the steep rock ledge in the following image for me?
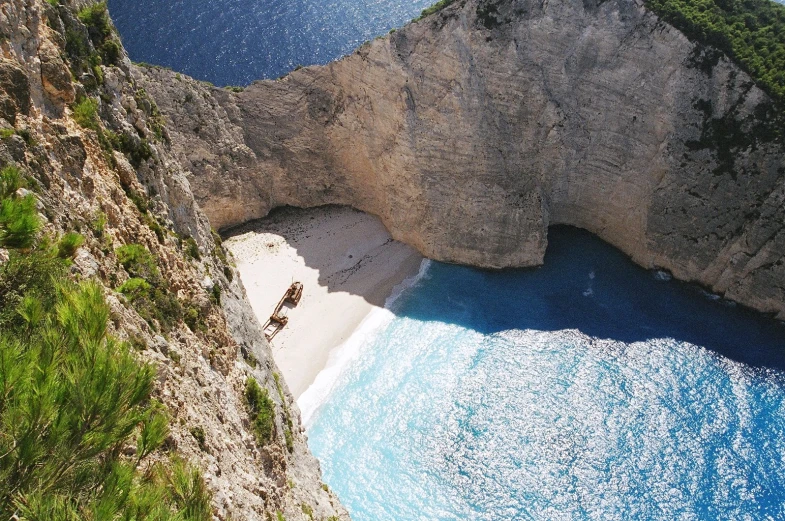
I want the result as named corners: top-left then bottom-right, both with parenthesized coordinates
top-left (0, 0), bottom-right (346, 519)
top-left (137, 0), bottom-right (785, 319)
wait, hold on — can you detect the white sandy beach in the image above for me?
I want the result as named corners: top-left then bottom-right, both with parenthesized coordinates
top-left (224, 206), bottom-right (423, 399)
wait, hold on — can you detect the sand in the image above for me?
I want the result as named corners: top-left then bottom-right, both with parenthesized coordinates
top-left (224, 206), bottom-right (423, 399)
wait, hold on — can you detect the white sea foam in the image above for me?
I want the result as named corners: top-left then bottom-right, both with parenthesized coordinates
top-left (654, 269), bottom-right (673, 281)
top-left (298, 259), bottom-right (432, 426)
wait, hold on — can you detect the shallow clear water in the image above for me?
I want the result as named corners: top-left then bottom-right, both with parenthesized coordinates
top-left (107, 0), bottom-right (433, 86)
top-left (307, 227), bottom-right (785, 521)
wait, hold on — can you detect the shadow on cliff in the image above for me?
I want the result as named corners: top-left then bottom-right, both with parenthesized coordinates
top-left (226, 207), bottom-right (785, 372)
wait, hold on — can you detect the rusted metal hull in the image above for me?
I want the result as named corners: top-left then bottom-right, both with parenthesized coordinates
top-left (263, 282), bottom-right (303, 341)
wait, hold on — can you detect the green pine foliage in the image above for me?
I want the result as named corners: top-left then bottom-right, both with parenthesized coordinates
top-left (0, 165), bottom-right (39, 251)
top-left (0, 165), bottom-right (25, 198)
top-left (0, 246), bottom-right (67, 330)
top-left (245, 377), bottom-right (276, 446)
top-left (184, 236), bottom-right (201, 261)
top-left (646, 0), bottom-right (785, 106)
top-left (117, 243), bottom-right (161, 282)
top-left (0, 196), bottom-right (39, 249)
top-left (0, 275), bottom-right (211, 520)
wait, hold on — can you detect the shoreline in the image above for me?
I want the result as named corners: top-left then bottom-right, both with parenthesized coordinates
top-left (224, 206), bottom-right (423, 400)
top-left (298, 257), bottom-right (431, 426)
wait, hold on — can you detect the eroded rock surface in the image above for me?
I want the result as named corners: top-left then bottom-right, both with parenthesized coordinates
top-left (138, 0), bottom-right (785, 319)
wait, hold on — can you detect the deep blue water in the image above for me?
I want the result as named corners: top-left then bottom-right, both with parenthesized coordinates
top-left (108, 0), bottom-right (785, 86)
top-left (107, 0), bottom-right (434, 86)
top-left (306, 227), bottom-right (785, 521)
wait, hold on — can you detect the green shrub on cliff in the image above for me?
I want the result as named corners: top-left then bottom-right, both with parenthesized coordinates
top-left (417, 0), bottom-right (458, 20)
top-left (0, 165), bottom-right (25, 197)
top-left (77, 1), bottom-right (112, 40)
top-left (646, 0), bottom-right (785, 106)
top-left (0, 166), bottom-right (39, 250)
top-left (72, 97), bottom-right (99, 130)
top-left (117, 243), bottom-right (160, 282)
top-left (57, 231), bottom-right (85, 258)
top-left (245, 377), bottom-right (276, 446)
top-left (116, 244), bottom-right (183, 331)
top-left (0, 195), bottom-right (39, 249)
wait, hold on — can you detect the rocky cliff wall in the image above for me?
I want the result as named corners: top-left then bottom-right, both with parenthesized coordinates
top-left (0, 1), bottom-right (346, 519)
top-left (138, 0), bottom-right (785, 320)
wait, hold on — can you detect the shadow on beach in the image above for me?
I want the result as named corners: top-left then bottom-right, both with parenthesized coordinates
top-left (225, 206), bottom-right (785, 372)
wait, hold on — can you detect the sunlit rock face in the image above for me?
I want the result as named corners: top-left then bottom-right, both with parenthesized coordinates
top-left (138, 0), bottom-right (785, 318)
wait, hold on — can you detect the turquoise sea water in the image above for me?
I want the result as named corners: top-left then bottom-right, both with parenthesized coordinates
top-left (306, 227), bottom-right (785, 521)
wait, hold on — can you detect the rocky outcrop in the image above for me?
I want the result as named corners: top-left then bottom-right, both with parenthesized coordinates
top-left (0, 1), bottom-right (347, 519)
top-left (138, 0), bottom-right (785, 319)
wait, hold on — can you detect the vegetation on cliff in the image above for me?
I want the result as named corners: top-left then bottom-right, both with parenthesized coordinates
top-left (645, 0), bottom-right (785, 107)
top-left (0, 165), bottom-right (211, 519)
top-left (245, 377), bottom-right (276, 446)
top-left (417, 0), bottom-right (459, 20)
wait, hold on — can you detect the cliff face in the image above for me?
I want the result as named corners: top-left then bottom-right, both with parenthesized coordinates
top-left (0, 1), bottom-right (346, 519)
top-left (138, 0), bottom-right (785, 319)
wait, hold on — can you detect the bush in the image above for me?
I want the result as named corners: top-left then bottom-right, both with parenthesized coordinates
top-left (119, 134), bottom-right (153, 167)
top-left (245, 377), bottom-right (275, 446)
top-left (184, 236), bottom-right (201, 260)
top-left (116, 244), bottom-right (182, 331)
top-left (183, 304), bottom-right (206, 333)
top-left (0, 164), bottom-right (25, 198)
top-left (77, 1), bottom-right (112, 40)
top-left (57, 231), bottom-right (85, 258)
top-left (0, 280), bottom-right (211, 520)
top-left (90, 211), bottom-right (107, 237)
top-left (65, 28), bottom-right (89, 62)
top-left (118, 276), bottom-right (152, 298)
top-left (116, 243), bottom-right (160, 282)
top-left (72, 97), bottom-right (99, 130)
top-left (101, 38), bottom-right (122, 65)
top-left (0, 165), bottom-right (38, 250)
top-left (210, 284), bottom-right (221, 305)
top-left (0, 195), bottom-right (40, 249)
top-left (119, 278), bottom-right (182, 332)
top-left (14, 128), bottom-right (34, 146)
top-left (124, 185), bottom-right (150, 214)
top-left (0, 247), bottom-right (67, 329)
top-left (190, 426), bottom-right (208, 452)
